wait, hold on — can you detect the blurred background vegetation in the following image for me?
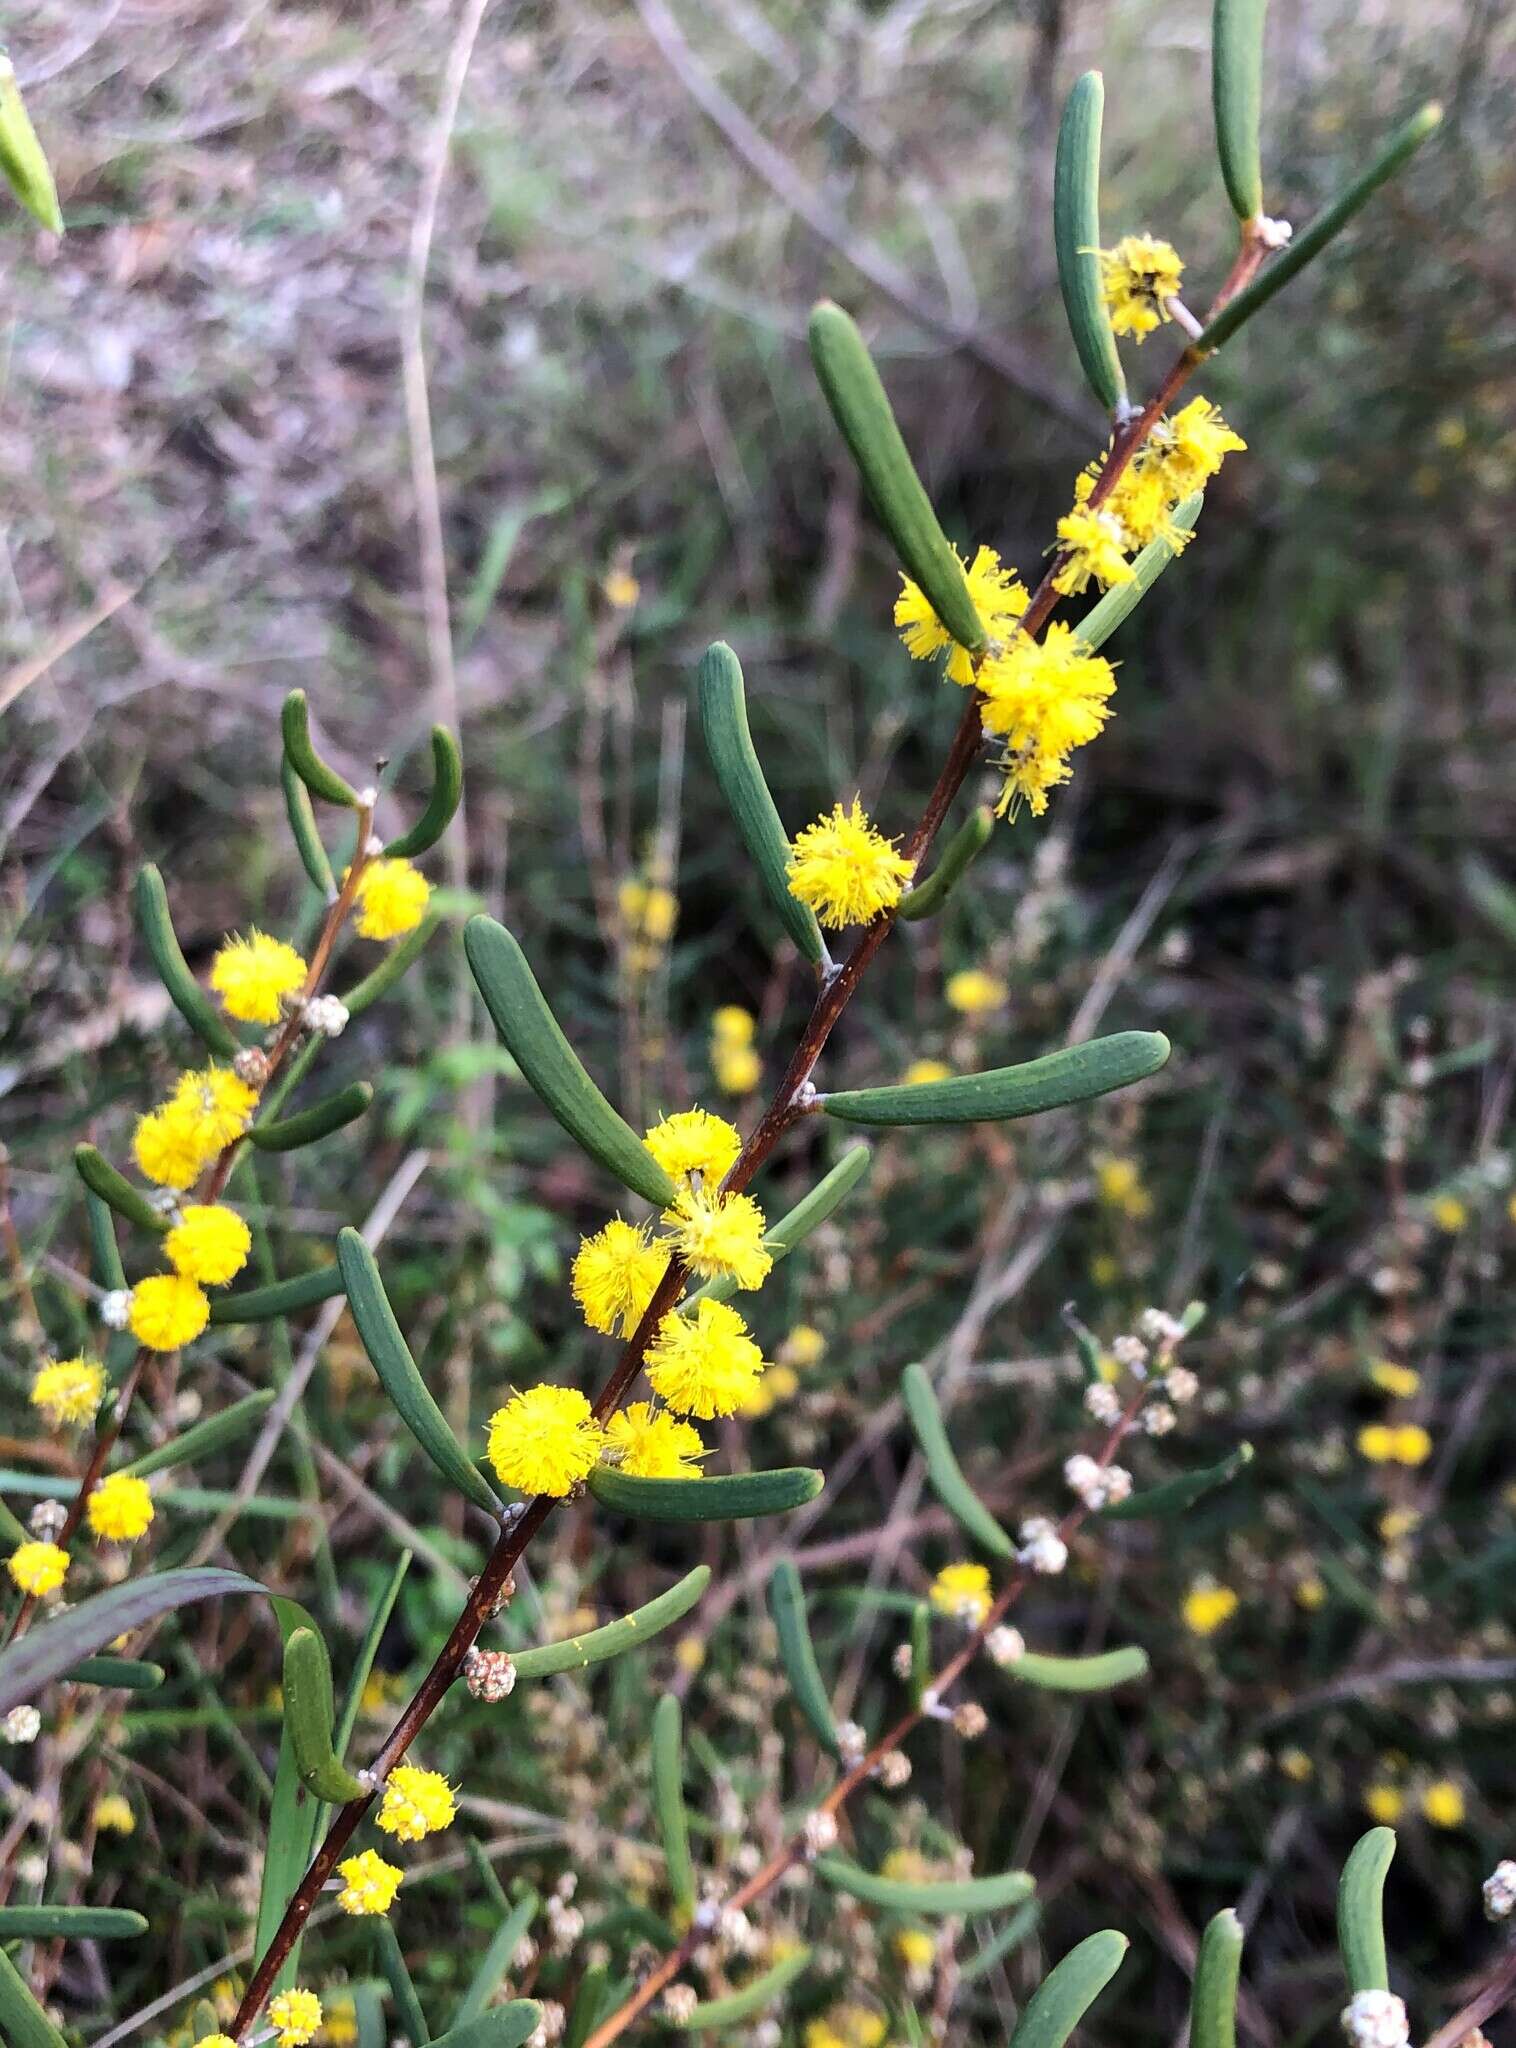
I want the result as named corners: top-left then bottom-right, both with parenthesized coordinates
top-left (3, 0), bottom-right (1516, 2041)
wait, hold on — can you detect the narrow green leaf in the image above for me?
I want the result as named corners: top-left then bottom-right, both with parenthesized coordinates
top-left (73, 1144), bottom-right (167, 1235)
top-left (816, 1859), bottom-right (1035, 1917)
top-left (337, 1229), bottom-right (501, 1515)
top-left (1008, 1931), bottom-right (1127, 2048)
top-left (959, 1901), bottom-right (1042, 1984)
top-left (588, 1465), bottom-right (822, 1523)
top-left (135, 864), bottom-right (240, 1056)
top-left (1100, 1443), bottom-right (1252, 1521)
top-left (512, 1566), bottom-right (710, 1678)
top-left (908, 1601), bottom-right (931, 1712)
top-left (452, 1893), bottom-right (539, 2028)
top-left (1198, 104), bottom-right (1442, 352)
top-left (63, 1655), bottom-right (164, 1690)
top-left (1054, 73), bottom-right (1126, 413)
top-left (283, 1626), bottom-right (367, 1803)
top-left (698, 642), bottom-right (824, 966)
top-left (652, 1694), bottom-right (696, 1920)
top-left (808, 302), bottom-right (984, 652)
top-left (768, 1559), bottom-right (839, 1759)
top-left (0, 1946), bottom-right (67, 2048)
top-left (208, 1264), bottom-right (344, 1325)
top-left (1001, 1646), bottom-right (1149, 1694)
top-left (0, 1907), bottom-right (148, 1940)
top-left (385, 727), bottom-right (464, 858)
top-left (464, 918), bottom-right (677, 1206)
top-left (898, 808), bottom-right (993, 922)
top-left (335, 1550), bottom-right (413, 1761)
top-left (822, 1032), bottom-right (1170, 1126)
top-left (282, 754), bottom-right (337, 898)
top-left (686, 1145), bottom-right (872, 1311)
top-left (249, 1082), bottom-right (373, 1153)
top-left (667, 1948), bottom-right (813, 2028)
top-left (1191, 1909), bottom-right (1244, 2048)
top-left (901, 1363), bottom-right (1013, 1557)
top-left (282, 689), bottom-right (359, 807)
top-left (345, 914), bottom-right (439, 1016)
top-left (1077, 495), bottom-right (1203, 651)
top-left (1338, 1827), bottom-right (1395, 1994)
top-left (252, 1586), bottom-right (338, 2000)
top-left (84, 1189), bottom-right (128, 1294)
top-left (0, 56), bottom-right (63, 234)
top-left (354, 1984), bottom-right (388, 2048)
top-left (563, 1962), bottom-right (612, 2048)
top-left (433, 2006), bottom-right (543, 2048)
top-left (0, 1493), bottom-right (29, 1548)
top-left (375, 1918), bottom-right (430, 2045)
top-left (1212, 0), bottom-right (1268, 220)
top-left (118, 1391), bottom-right (276, 1480)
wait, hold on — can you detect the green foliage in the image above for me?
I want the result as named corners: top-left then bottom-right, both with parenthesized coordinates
top-left (1054, 74), bottom-right (1126, 414)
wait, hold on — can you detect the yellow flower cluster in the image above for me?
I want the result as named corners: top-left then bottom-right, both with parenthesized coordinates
top-left (644, 1108), bottom-right (742, 1186)
top-left (930, 1560), bottom-right (992, 1624)
top-left (486, 1384), bottom-right (605, 1496)
top-left (92, 1793), bottom-right (135, 1834)
top-left (618, 870), bottom-right (678, 979)
top-left (1098, 233), bottom-right (1186, 340)
top-left (1357, 1422), bottom-right (1432, 1466)
top-left (210, 931), bottom-right (307, 1025)
top-left (945, 968), bottom-right (1004, 1016)
top-left (572, 1218), bottom-right (668, 1338)
top-left (1368, 1360), bottom-right (1420, 1398)
top-left (336, 1848), bottom-right (405, 1916)
top-left (1095, 1156), bottom-right (1153, 1220)
top-left (1181, 1578), bottom-right (1239, 1636)
top-left (164, 1203), bottom-right (252, 1285)
top-left (980, 625), bottom-right (1118, 817)
top-left (711, 1005), bottom-right (760, 1097)
top-left (605, 1402), bottom-right (707, 1478)
top-left (86, 1471), bottom-right (154, 1543)
top-left (895, 545), bottom-right (1028, 685)
top-left (805, 2005), bottom-right (888, 2048)
top-left (132, 1066), bottom-right (258, 1191)
top-left (663, 1187), bottom-right (772, 1290)
top-left (267, 1988), bottom-right (323, 2048)
top-left (30, 1355), bottom-right (105, 1428)
top-left (352, 857), bottom-right (431, 942)
top-left (128, 1272), bottom-right (211, 1352)
top-left (903, 1058), bottom-right (951, 1086)
top-left (645, 1299), bottom-right (764, 1419)
top-left (787, 799), bottom-right (915, 930)
top-left (7, 1538), bottom-right (69, 1597)
top-left (376, 1763), bottom-right (457, 1843)
top-left (1054, 399), bottom-right (1246, 597)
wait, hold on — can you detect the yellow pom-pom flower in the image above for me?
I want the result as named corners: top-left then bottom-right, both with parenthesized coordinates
top-left (376, 1763), bottom-right (456, 1843)
top-left (645, 1300), bottom-right (765, 1419)
top-left (268, 1988), bottom-right (324, 2048)
top-left (1181, 1579), bottom-right (1239, 1637)
top-left (1368, 1360), bottom-right (1420, 1398)
top-left (779, 1324), bottom-right (826, 1369)
top-left (132, 1102), bottom-right (215, 1190)
top-left (8, 1540), bottom-right (69, 1598)
top-left (930, 1561), bottom-right (992, 1624)
top-left (1390, 1423), bottom-right (1432, 1466)
top-left (737, 1363), bottom-right (799, 1418)
top-left (787, 799), bottom-right (916, 930)
top-left (604, 1402), bottom-right (708, 1478)
top-left (1051, 507), bottom-right (1135, 598)
top-left (945, 969), bottom-right (1005, 1016)
top-left (210, 931), bottom-right (308, 1025)
top-left (978, 623), bottom-right (1118, 818)
top-left (86, 1472), bottom-right (155, 1543)
top-left (1359, 1422), bottom-right (1432, 1467)
top-left (1149, 397), bottom-right (1245, 493)
top-left (1098, 233), bottom-right (1185, 340)
top-left (903, 1059), bottom-right (952, 1087)
top-left (92, 1793), bottom-right (136, 1835)
top-left (164, 1203), bottom-right (252, 1286)
top-left (1364, 1782), bottom-right (1404, 1825)
top-left (486, 1384), bottom-right (605, 1497)
top-left (336, 1848), bottom-right (405, 1916)
top-left (894, 1927), bottom-right (936, 1973)
top-left (128, 1273), bottom-right (210, 1351)
top-left (894, 545), bottom-right (1029, 684)
top-left (572, 1219), bottom-right (667, 1337)
top-left (711, 1006), bottom-right (755, 1047)
top-left (662, 1187), bottom-right (772, 1291)
top-left (1421, 1778), bottom-right (1464, 1828)
top-left (194, 2038), bottom-right (237, 2048)
top-left (30, 1356), bottom-right (105, 1427)
top-left (171, 1066), bottom-right (259, 1149)
top-left (713, 1042), bottom-right (762, 1096)
top-left (353, 857), bottom-right (431, 940)
top-left (1431, 1193), bottom-right (1467, 1234)
top-left (644, 1109), bottom-right (743, 1187)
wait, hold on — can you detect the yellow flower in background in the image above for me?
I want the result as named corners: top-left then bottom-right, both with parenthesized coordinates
top-left (322, 2004), bottom-right (358, 2048)
top-left (945, 969), bottom-right (1005, 1016)
top-left (353, 857), bottom-right (430, 941)
top-left (1379, 1507), bottom-right (1421, 1544)
top-left (486, 1385), bottom-right (605, 1497)
top-left (1295, 1575), bottom-right (1327, 1611)
top-left (604, 1403), bottom-right (707, 1479)
top-left (92, 1793), bottom-right (135, 1835)
top-left (1360, 1423), bottom-right (1432, 1467)
top-left (164, 1203), bottom-right (252, 1286)
top-left (1421, 1779), bottom-right (1464, 1828)
top-left (7, 1539), bottom-right (68, 1597)
top-left (930, 1561), bottom-right (992, 1624)
top-left (895, 545), bottom-right (1028, 685)
top-left (1368, 1360), bottom-right (1420, 1398)
top-left (171, 1066), bottom-right (258, 1149)
top-left (1279, 1747), bottom-right (1314, 1783)
top-left (336, 1849), bottom-right (404, 1916)
top-left (128, 1273), bottom-right (210, 1352)
top-left (1098, 233), bottom-right (1185, 339)
top-left (1392, 1424), bottom-right (1432, 1465)
top-left (779, 1325), bottom-right (826, 1369)
top-left (1364, 1782), bottom-right (1404, 1825)
top-left (644, 1109), bottom-right (742, 1187)
top-left (881, 1848), bottom-right (931, 1883)
top-left (1089, 1253), bottom-right (1120, 1290)
top-left (806, 2008), bottom-right (887, 2048)
top-left (1430, 1193), bottom-right (1468, 1234)
top-left (1358, 1423), bottom-right (1396, 1463)
top-left (674, 1635), bottom-right (705, 1674)
top-left (646, 1299), bottom-right (765, 1419)
top-left (903, 1059), bottom-right (951, 1086)
top-left (894, 1927), bottom-right (936, 1973)
top-left (376, 1764), bottom-right (456, 1843)
top-left (662, 1187), bottom-right (772, 1290)
top-left (712, 1006), bottom-right (755, 1047)
top-left (193, 2036), bottom-right (236, 2048)
top-left (1096, 1156), bottom-right (1153, 1219)
top-left (603, 566), bottom-right (640, 610)
top-left (268, 1988), bottom-right (323, 2048)
top-left (1149, 398), bottom-right (1246, 494)
top-left (640, 885), bottom-right (677, 941)
top-left (787, 800), bottom-right (915, 929)
top-left (738, 1363), bottom-right (799, 1417)
top-left (132, 1102), bottom-right (215, 1190)
top-left (1182, 1580), bottom-right (1238, 1637)
top-left (30, 1356), bottom-right (105, 1427)
top-left (572, 1218), bottom-right (667, 1337)
top-left (87, 1472), bottom-right (154, 1543)
top-left (713, 1043), bottom-right (762, 1096)
top-left (1052, 507), bottom-right (1134, 597)
top-left (210, 931), bottom-right (307, 1025)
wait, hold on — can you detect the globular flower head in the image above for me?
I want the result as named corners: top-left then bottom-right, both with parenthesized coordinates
top-left (662, 1187), bottom-right (772, 1291)
top-left (171, 1066), bottom-right (259, 1149)
top-left (787, 800), bottom-right (916, 930)
top-left (353, 857), bottom-right (431, 940)
top-left (644, 1109), bottom-right (743, 1187)
top-left (779, 1324), bottom-right (826, 1369)
top-left (336, 1848), bottom-right (404, 1916)
top-left (7, 1540), bottom-right (68, 1598)
top-left (30, 1356), bottom-right (105, 1428)
top-left (711, 1006), bottom-right (755, 1048)
top-left (713, 1041), bottom-right (762, 1096)
top-left (1182, 1578), bottom-right (1239, 1636)
top-left (930, 1561), bottom-right (992, 1625)
top-left (1421, 1778), bottom-right (1464, 1828)
top-left (92, 1792), bottom-right (136, 1834)
top-left (164, 1203), bottom-right (252, 1286)
top-left (1149, 397), bottom-right (1246, 493)
top-left (978, 623), bottom-right (1118, 818)
top-left (267, 1987), bottom-right (324, 2048)
top-left (210, 930), bottom-right (308, 1025)
top-left (376, 1763), bottom-right (456, 1842)
top-left (86, 1471), bottom-right (155, 1543)
top-left (572, 1218), bottom-right (667, 1338)
top-left (132, 1102), bottom-right (215, 1190)
top-left (128, 1273), bottom-right (210, 1352)
top-left (1098, 233), bottom-right (1185, 339)
top-left (904, 1058), bottom-right (952, 1087)
top-left (604, 1402), bottom-right (708, 1478)
top-left (1051, 507), bottom-right (1136, 598)
top-left (945, 969), bottom-right (1005, 1016)
top-left (894, 545), bottom-right (1028, 684)
top-left (486, 1384), bottom-right (605, 1497)
top-left (645, 1299), bottom-right (765, 1419)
